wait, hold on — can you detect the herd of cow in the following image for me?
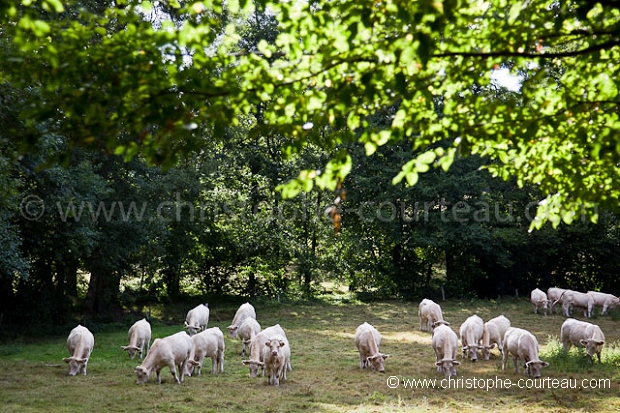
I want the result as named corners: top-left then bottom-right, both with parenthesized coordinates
top-left (410, 287), bottom-right (612, 379)
top-left (62, 302), bottom-right (292, 386)
top-left (61, 287), bottom-right (615, 384)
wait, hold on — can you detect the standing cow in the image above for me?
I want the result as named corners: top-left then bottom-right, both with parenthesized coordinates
top-left (560, 318), bottom-right (605, 363)
top-left (587, 291), bottom-right (620, 315)
top-left (185, 327), bottom-right (225, 376)
top-left (547, 287), bottom-right (566, 315)
top-left (63, 325), bottom-right (95, 376)
top-left (556, 290), bottom-right (594, 318)
top-left (262, 334), bottom-right (292, 386)
top-left (530, 288), bottom-right (549, 316)
top-left (431, 324), bottom-right (461, 377)
top-left (121, 318), bottom-right (151, 360)
top-left (459, 315), bottom-right (484, 362)
top-left (418, 299), bottom-right (449, 332)
top-left (481, 315), bottom-right (511, 360)
top-left (242, 324), bottom-right (290, 378)
top-left (184, 303), bottom-right (210, 336)
top-left (502, 327), bottom-right (549, 378)
top-left (134, 331), bottom-right (192, 384)
top-left (354, 322), bottom-right (390, 373)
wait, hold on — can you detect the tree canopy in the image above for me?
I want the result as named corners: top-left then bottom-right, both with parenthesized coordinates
top-left (1, 0), bottom-right (619, 228)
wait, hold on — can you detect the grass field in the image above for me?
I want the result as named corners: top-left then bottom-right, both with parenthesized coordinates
top-left (1, 295), bottom-right (619, 412)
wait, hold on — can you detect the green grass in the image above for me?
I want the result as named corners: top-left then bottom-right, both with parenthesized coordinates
top-left (1, 297), bottom-right (620, 412)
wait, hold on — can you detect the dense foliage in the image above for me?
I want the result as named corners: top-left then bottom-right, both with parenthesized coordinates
top-left (0, 1), bottom-right (619, 323)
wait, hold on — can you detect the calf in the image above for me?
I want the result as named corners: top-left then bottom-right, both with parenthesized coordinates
top-left (418, 299), bottom-right (449, 332)
top-left (261, 334), bottom-right (291, 386)
top-left (242, 324), bottom-right (289, 377)
top-left (587, 291), bottom-right (620, 315)
top-left (121, 318), bottom-right (151, 360)
top-left (481, 315), bottom-right (511, 360)
top-left (185, 327), bottom-right (225, 376)
top-left (556, 290), bottom-right (594, 318)
top-left (530, 288), bottom-right (549, 316)
top-left (547, 287), bottom-right (566, 315)
top-left (184, 303), bottom-right (210, 336)
top-left (431, 324), bottom-right (461, 377)
top-left (502, 327), bottom-right (549, 378)
top-left (63, 325), bottom-right (95, 376)
top-left (237, 318), bottom-right (261, 357)
top-left (134, 331), bottom-right (192, 384)
top-left (354, 322), bottom-right (390, 373)
top-left (459, 315), bottom-right (484, 362)
top-left (227, 302), bottom-right (257, 339)
top-left (560, 318), bottom-right (605, 363)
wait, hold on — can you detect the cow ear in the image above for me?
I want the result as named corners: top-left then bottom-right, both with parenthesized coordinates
top-left (279, 340), bottom-right (285, 347)
top-left (579, 339), bottom-right (588, 346)
top-left (264, 340), bottom-right (271, 347)
top-left (382, 354), bottom-right (390, 360)
top-left (435, 361), bottom-right (442, 367)
top-left (489, 343), bottom-right (496, 349)
top-left (121, 346), bottom-right (127, 351)
top-left (541, 361), bottom-right (549, 367)
top-left (63, 357), bottom-right (72, 363)
top-left (453, 360), bottom-right (461, 366)
top-left (242, 360), bottom-right (250, 365)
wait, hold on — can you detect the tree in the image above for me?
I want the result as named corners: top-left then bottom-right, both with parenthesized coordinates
top-left (1, 0), bottom-right (619, 228)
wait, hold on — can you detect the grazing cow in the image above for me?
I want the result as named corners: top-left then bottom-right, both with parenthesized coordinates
top-left (530, 288), bottom-right (549, 316)
top-left (418, 299), bottom-right (450, 332)
top-left (121, 318), bottom-right (151, 360)
top-left (184, 303), bottom-right (210, 336)
top-left (560, 318), bottom-right (605, 363)
top-left (547, 287), bottom-right (566, 315)
top-left (587, 291), bottom-right (620, 315)
top-left (185, 327), bottom-right (225, 376)
top-left (556, 290), bottom-right (594, 318)
top-left (431, 324), bottom-right (461, 377)
top-left (481, 315), bottom-right (511, 360)
top-left (354, 322), bottom-right (390, 373)
top-left (459, 315), bottom-right (484, 362)
top-left (261, 334), bottom-right (291, 386)
top-left (237, 318), bottom-right (261, 357)
top-left (63, 325), bottom-right (95, 376)
top-left (242, 324), bottom-right (290, 378)
top-left (134, 332), bottom-right (192, 384)
top-left (502, 327), bottom-right (549, 378)
top-left (227, 302), bottom-right (257, 339)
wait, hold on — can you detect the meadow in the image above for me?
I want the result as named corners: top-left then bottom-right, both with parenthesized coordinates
top-left (1, 295), bottom-right (619, 412)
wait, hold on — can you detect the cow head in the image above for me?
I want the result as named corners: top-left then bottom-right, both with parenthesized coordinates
top-left (134, 366), bottom-right (150, 384)
top-left (227, 325), bottom-right (238, 338)
top-left (186, 359), bottom-right (202, 376)
top-left (242, 359), bottom-right (265, 377)
top-left (121, 345), bottom-right (141, 360)
top-left (579, 338), bottom-right (605, 363)
top-left (480, 343), bottom-right (496, 360)
top-left (524, 360), bottom-right (549, 378)
top-left (265, 338), bottom-right (285, 357)
top-left (184, 321), bottom-right (201, 336)
top-left (462, 344), bottom-right (480, 362)
top-left (63, 356), bottom-right (87, 376)
top-left (435, 358), bottom-right (461, 377)
top-left (366, 353), bottom-right (389, 373)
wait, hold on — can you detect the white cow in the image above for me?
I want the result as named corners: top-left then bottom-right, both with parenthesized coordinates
top-left (134, 331), bottom-right (192, 384)
top-left (354, 322), bottom-right (390, 373)
top-left (556, 290), bottom-right (594, 318)
top-left (481, 315), bottom-right (511, 360)
top-left (121, 318), bottom-right (151, 360)
top-left (459, 315), bottom-right (484, 362)
top-left (560, 318), bottom-right (605, 363)
top-left (227, 302), bottom-right (257, 338)
top-left (530, 288), bottom-right (549, 316)
top-left (237, 318), bottom-right (261, 357)
top-left (587, 291), bottom-right (620, 315)
top-left (547, 287), bottom-right (566, 315)
top-left (185, 327), bottom-right (225, 376)
top-left (431, 324), bottom-right (461, 377)
top-left (261, 334), bottom-right (291, 386)
top-left (184, 303), bottom-right (210, 336)
top-left (63, 325), bottom-right (95, 376)
top-left (418, 299), bottom-right (449, 332)
top-left (242, 324), bottom-right (290, 377)
top-left (502, 327), bottom-right (549, 378)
